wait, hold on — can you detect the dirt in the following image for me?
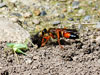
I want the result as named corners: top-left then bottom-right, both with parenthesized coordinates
top-left (0, 28), bottom-right (100, 75)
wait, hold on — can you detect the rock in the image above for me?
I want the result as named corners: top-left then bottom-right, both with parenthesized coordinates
top-left (10, 17), bottom-right (18, 22)
top-left (0, 2), bottom-right (6, 8)
top-left (40, 10), bottom-right (47, 16)
top-left (72, 1), bottom-right (80, 9)
top-left (68, 18), bottom-right (74, 21)
top-left (78, 9), bottom-right (86, 16)
top-left (52, 21), bottom-right (61, 25)
top-left (18, 0), bottom-right (37, 6)
top-left (95, 36), bottom-right (100, 44)
top-left (67, 6), bottom-right (73, 13)
top-left (32, 19), bottom-right (40, 25)
top-left (0, 17), bottom-right (30, 43)
top-left (33, 55), bottom-right (39, 60)
top-left (62, 8), bottom-right (67, 12)
top-left (95, 22), bottom-right (100, 29)
top-left (23, 12), bottom-right (32, 18)
top-left (88, 1), bottom-right (93, 5)
top-left (73, 56), bottom-right (78, 61)
top-left (9, 0), bottom-right (17, 3)
top-left (11, 13), bottom-right (22, 17)
top-left (59, 14), bottom-right (65, 18)
top-left (25, 58), bottom-right (32, 64)
top-left (34, 10), bottom-right (41, 16)
top-left (78, 24), bottom-right (83, 30)
top-left (97, 59), bottom-right (100, 64)
top-left (83, 15), bottom-right (91, 21)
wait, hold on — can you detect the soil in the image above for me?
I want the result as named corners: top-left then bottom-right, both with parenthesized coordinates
top-left (0, 28), bottom-right (100, 75)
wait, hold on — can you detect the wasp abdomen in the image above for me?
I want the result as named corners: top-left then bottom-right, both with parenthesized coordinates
top-left (63, 32), bottom-right (79, 39)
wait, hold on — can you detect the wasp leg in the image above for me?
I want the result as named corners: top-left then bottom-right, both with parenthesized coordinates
top-left (56, 30), bottom-right (63, 48)
top-left (41, 36), bottom-right (51, 47)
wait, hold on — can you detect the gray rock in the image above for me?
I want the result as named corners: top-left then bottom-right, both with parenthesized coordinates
top-left (52, 21), bottom-right (61, 25)
top-left (78, 24), bottom-right (83, 30)
top-left (40, 10), bottom-right (47, 16)
top-left (9, 0), bottom-right (17, 3)
top-left (72, 1), bottom-right (80, 9)
top-left (11, 13), bottom-right (22, 17)
top-left (97, 59), bottom-right (100, 64)
top-left (0, 2), bottom-right (6, 8)
top-left (18, 0), bottom-right (36, 6)
top-left (59, 14), bottom-right (65, 18)
top-left (0, 17), bottom-right (30, 43)
top-left (23, 12), bottom-right (32, 18)
top-left (24, 58), bottom-right (32, 64)
top-left (95, 36), bottom-right (100, 44)
top-left (83, 15), bottom-right (91, 21)
top-left (95, 22), bottom-right (100, 29)
top-left (78, 9), bottom-right (86, 16)
top-left (68, 18), bottom-right (74, 21)
top-left (33, 19), bottom-right (40, 25)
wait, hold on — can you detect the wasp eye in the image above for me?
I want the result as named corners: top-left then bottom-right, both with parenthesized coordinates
top-left (42, 28), bottom-right (47, 35)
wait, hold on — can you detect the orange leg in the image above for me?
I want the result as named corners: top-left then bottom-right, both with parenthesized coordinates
top-left (56, 30), bottom-right (63, 48)
top-left (41, 33), bottom-right (55, 47)
top-left (41, 36), bottom-right (51, 47)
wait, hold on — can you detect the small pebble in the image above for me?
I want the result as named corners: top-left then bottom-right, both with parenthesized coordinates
top-left (59, 14), bottom-right (65, 18)
top-left (34, 10), bottom-right (41, 16)
top-left (72, 1), bottom-right (80, 9)
top-left (33, 55), bottom-right (39, 60)
top-left (25, 58), bottom-right (32, 64)
top-left (62, 8), bottom-right (67, 12)
top-left (83, 15), bottom-right (91, 21)
top-left (52, 21), bottom-right (61, 25)
top-left (78, 9), bottom-right (86, 16)
top-left (67, 6), bottom-right (73, 13)
top-left (40, 10), bottom-right (47, 16)
top-left (95, 36), bottom-right (100, 44)
top-left (97, 59), bottom-right (100, 64)
top-left (0, 2), bottom-right (6, 8)
top-left (73, 56), bottom-right (78, 61)
top-left (23, 21), bottom-right (27, 25)
top-left (68, 18), bottom-right (74, 21)
top-left (9, 0), bottom-right (17, 3)
top-left (11, 13), bottom-right (22, 17)
top-left (78, 24), bottom-right (83, 30)
top-left (0, 66), bottom-right (2, 69)
top-left (10, 17), bottom-right (18, 22)
top-left (95, 22), bottom-right (100, 29)
top-left (33, 19), bottom-right (40, 24)
top-left (24, 12), bottom-right (32, 18)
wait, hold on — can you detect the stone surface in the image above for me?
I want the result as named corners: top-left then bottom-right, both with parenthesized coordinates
top-left (52, 21), bottom-right (61, 25)
top-left (72, 1), bottom-right (80, 9)
top-left (18, 0), bottom-right (36, 6)
top-left (0, 2), bottom-right (6, 8)
top-left (32, 19), bottom-right (40, 24)
top-left (83, 15), bottom-right (91, 21)
top-left (0, 17), bottom-right (30, 43)
top-left (95, 22), bottom-right (100, 29)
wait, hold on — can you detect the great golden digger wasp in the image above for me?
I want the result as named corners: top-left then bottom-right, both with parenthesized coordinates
top-left (31, 28), bottom-right (79, 48)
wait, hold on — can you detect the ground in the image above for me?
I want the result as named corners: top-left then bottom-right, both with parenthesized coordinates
top-left (0, 0), bottom-right (100, 75)
top-left (0, 28), bottom-right (100, 75)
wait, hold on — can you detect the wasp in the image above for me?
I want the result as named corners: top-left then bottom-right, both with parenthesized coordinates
top-left (31, 28), bottom-right (79, 48)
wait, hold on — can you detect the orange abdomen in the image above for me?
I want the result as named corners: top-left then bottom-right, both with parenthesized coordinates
top-left (63, 32), bottom-right (71, 38)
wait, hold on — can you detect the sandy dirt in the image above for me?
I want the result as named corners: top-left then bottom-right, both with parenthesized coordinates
top-left (0, 28), bottom-right (100, 75)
